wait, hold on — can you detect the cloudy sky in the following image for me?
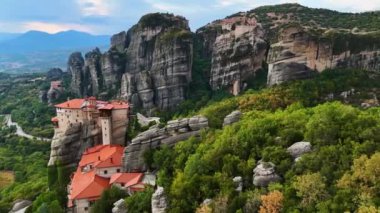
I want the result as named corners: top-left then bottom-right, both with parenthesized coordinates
top-left (0, 0), bottom-right (379, 35)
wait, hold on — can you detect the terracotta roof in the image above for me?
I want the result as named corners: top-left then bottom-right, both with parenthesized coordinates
top-left (110, 173), bottom-right (143, 187)
top-left (55, 99), bottom-right (84, 109)
top-left (79, 145), bottom-right (124, 169)
top-left (51, 117), bottom-right (58, 122)
top-left (68, 170), bottom-right (110, 201)
top-left (98, 104), bottom-right (114, 110)
top-left (54, 99), bottom-right (129, 110)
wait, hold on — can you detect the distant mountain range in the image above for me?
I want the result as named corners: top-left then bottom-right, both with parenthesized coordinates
top-left (0, 30), bottom-right (110, 53)
top-left (0, 30), bottom-right (110, 73)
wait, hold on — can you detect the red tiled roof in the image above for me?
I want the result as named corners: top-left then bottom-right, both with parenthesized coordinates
top-left (54, 99), bottom-right (129, 110)
top-left (79, 145), bottom-right (124, 169)
top-left (68, 170), bottom-right (110, 201)
top-left (55, 99), bottom-right (84, 109)
top-left (110, 173), bottom-right (143, 187)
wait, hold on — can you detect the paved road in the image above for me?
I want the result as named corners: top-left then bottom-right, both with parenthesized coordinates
top-left (3, 114), bottom-right (51, 142)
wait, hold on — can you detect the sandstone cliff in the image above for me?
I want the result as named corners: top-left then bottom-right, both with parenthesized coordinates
top-left (124, 115), bottom-right (208, 172)
top-left (48, 122), bottom-right (102, 167)
top-left (67, 13), bottom-right (193, 114)
top-left (267, 27), bottom-right (380, 85)
top-left (196, 15), bottom-right (268, 95)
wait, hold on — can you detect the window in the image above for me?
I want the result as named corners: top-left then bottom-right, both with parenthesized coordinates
top-left (84, 207), bottom-right (88, 211)
top-left (117, 169), bottom-right (120, 173)
top-left (121, 183), bottom-right (125, 187)
top-left (104, 170), bottom-right (108, 174)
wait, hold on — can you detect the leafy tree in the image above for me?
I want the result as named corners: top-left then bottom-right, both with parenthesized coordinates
top-left (293, 173), bottom-right (328, 209)
top-left (259, 190), bottom-right (284, 213)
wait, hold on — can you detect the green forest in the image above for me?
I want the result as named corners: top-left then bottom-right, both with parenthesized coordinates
top-left (1, 68), bottom-right (380, 212)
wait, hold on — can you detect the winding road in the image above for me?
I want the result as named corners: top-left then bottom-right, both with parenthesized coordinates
top-left (3, 114), bottom-right (51, 142)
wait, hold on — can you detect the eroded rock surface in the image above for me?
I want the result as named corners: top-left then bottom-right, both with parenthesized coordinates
top-left (124, 115), bottom-right (208, 172)
top-left (253, 161), bottom-right (281, 187)
top-left (196, 16), bottom-right (268, 95)
top-left (48, 122), bottom-right (102, 167)
top-left (67, 13), bottom-right (193, 114)
top-left (287, 141), bottom-right (312, 161)
top-left (152, 186), bottom-right (167, 213)
top-left (223, 110), bottom-right (242, 126)
top-left (267, 27), bottom-right (380, 85)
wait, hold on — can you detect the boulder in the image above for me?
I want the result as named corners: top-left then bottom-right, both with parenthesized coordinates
top-left (287, 141), bottom-right (312, 160)
top-left (253, 161), bottom-right (281, 187)
top-left (10, 200), bottom-right (32, 213)
top-left (233, 176), bottom-right (243, 192)
top-left (223, 110), bottom-right (242, 126)
top-left (124, 115), bottom-right (208, 172)
top-left (112, 199), bottom-right (127, 213)
top-left (152, 186), bottom-right (167, 213)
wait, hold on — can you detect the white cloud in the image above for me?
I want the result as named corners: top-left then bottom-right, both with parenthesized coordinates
top-left (144, 0), bottom-right (206, 14)
top-left (216, 0), bottom-right (259, 7)
top-left (77, 0), bottom-right (111, 16)
top-left (21, 21), bottom-right (94, 34)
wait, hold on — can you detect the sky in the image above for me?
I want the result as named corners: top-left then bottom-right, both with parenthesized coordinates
top-left (0, 0), bottom-right (379, 35)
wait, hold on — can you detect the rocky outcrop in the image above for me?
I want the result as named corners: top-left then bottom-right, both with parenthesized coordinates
top-left (253, 161), bottom-right (281, 187)
top-left (48, 122), bottom-right (102, 167)
top-left (47, 81), bottom-right (63, 105)
top-left (46, 68), bottom-right (64, 81)
top-left (197, 16), bottom-right (268, 95)
top-left (67, 13), bottom-right (193, 114)
top-left (124, 115), bottom-right (208, 172)
top-left (112, 199), bottom-right (127, 213)
top-left (223, 110), bottom-right (242, 126)
top-left (68, 52), bottom-right (85, 96)
top-left (267, 27), bottom-right (380, 85)
top-left (233, 176), bottom-right (243, 192)
top-left (120, 13), bottom-right (193, 113)
top-left (287, 141), bottom-right (312, 161)
top-left (152, 186), bottom-right (167, 213)
top-left (10, 200), bottom-right (32, 213)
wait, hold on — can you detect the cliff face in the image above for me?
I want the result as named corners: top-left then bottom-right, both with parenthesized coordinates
top-left (124, 115), bottom-right (208, 172)
top-left (196, 15), bottom-right (268, 95)
top-left (48, 122), bottom-right (102, 167)
top-left (267, 27), bottom-right (380, 85)
top-left (67, 13), bottom-right (193, 113)
top-left (120, 14), bottom-right (193, 113)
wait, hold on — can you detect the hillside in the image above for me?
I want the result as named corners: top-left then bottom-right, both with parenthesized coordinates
top-left (1, 3), bottom-right (380, 213)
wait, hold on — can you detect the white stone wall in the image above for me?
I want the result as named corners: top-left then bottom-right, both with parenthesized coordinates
top-left (74, 199), bottom-right (91, 213)
top-left (96, 167), bottom-right (123, 178)
top-left (101, 117), bottom-right (112, 145)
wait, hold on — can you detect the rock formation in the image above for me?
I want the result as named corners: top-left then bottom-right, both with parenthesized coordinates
top-left (267, 27), bottom-right (380, 86)
top-left (196, 15), bottom-right (268, 95)
top-left (48, 122), bottom-right (102, 167)
top-left (253, 161), bottom-right (281, 187)
top-left (10, 200), bottom-right (32, 213)
top-left (112, 199), bottom-right (127, 213)
top-left (120, 13), bottom-right (193, 113)
top-left (287, 141), bottom-right (312, 161)
top-left (223, 110), bottom-right (242, 126)
top-left (47, 81), bottom-right (63, 105)
top-left (46, 68), bottom-right (64, 81)
top-left (67, 13), bottom-right (193, 114)
top-left (233, 176), bottom-right (243, 192)
top-left (124, 115), bottom-right (208, 172)
top-left (152, 186), bottom-right (168, 213)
